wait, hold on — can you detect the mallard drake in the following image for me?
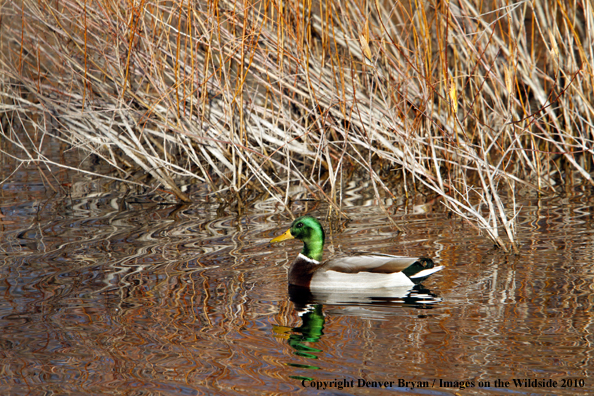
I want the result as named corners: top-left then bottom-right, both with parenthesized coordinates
top-left (270, 215), bottom-right (443, 289)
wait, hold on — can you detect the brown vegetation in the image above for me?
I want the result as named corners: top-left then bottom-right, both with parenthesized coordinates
top-left (1, 0), bottom-right (593, 252)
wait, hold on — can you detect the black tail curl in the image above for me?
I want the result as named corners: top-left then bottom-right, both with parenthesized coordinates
top-left (402, 257), bottom-right (435, 277)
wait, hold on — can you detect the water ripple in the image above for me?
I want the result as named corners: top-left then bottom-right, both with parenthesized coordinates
top-left (1, 192), bottom-right (594, 394)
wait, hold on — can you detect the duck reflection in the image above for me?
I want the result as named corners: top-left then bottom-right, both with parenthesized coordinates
top-left (276, 284), bottom-right (441, 380)
top-left (288, 283), bottom-right (441, 309)
top-left (273, 304), bottom-right (325, 380)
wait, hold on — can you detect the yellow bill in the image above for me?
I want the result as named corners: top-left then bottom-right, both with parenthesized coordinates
top-left (270, 228), bottom-right (294, 243)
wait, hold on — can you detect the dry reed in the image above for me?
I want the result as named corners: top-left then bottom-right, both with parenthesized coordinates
top-left (1, 0), bottom-right (593, 252)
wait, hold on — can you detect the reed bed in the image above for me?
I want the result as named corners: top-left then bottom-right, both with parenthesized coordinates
top-left (1, 0), bottom-right (593, 251)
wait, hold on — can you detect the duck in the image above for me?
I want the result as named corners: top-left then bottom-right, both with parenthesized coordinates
top-left (270, 215), bottom-right (443, 289)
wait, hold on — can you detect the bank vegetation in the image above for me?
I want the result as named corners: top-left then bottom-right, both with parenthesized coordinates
top-left (1, 0), bottom-right (593, 252)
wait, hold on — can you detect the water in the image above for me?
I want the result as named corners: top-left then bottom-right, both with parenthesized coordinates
top-left (1, 163), bottom-right (594, 395)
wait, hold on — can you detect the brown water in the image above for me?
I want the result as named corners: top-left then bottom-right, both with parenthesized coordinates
top-left (2, 163), bottom-right (594, 395)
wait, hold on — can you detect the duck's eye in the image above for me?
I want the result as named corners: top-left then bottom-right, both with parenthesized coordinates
top-left (296, 222), bottom-right (304, 228)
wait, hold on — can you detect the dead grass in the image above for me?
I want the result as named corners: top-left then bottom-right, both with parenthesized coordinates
top-left (1, 0), bottom-right (593, 252)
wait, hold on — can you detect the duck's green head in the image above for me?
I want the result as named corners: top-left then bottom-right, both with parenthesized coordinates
top-left (270, 215), bottom-right (325, 262)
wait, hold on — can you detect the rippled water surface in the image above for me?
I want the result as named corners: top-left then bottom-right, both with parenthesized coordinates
top-left (2, 165), bottom-right (594, 395)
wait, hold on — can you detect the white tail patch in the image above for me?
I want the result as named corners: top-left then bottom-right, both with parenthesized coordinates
top-left (409, 265), bottom-right (445, 279)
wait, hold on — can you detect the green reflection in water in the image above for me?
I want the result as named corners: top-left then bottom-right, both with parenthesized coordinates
top-left (282, 304), bottom-right (325, 375)
top-left (289, 375), bottom-right (316, 381)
